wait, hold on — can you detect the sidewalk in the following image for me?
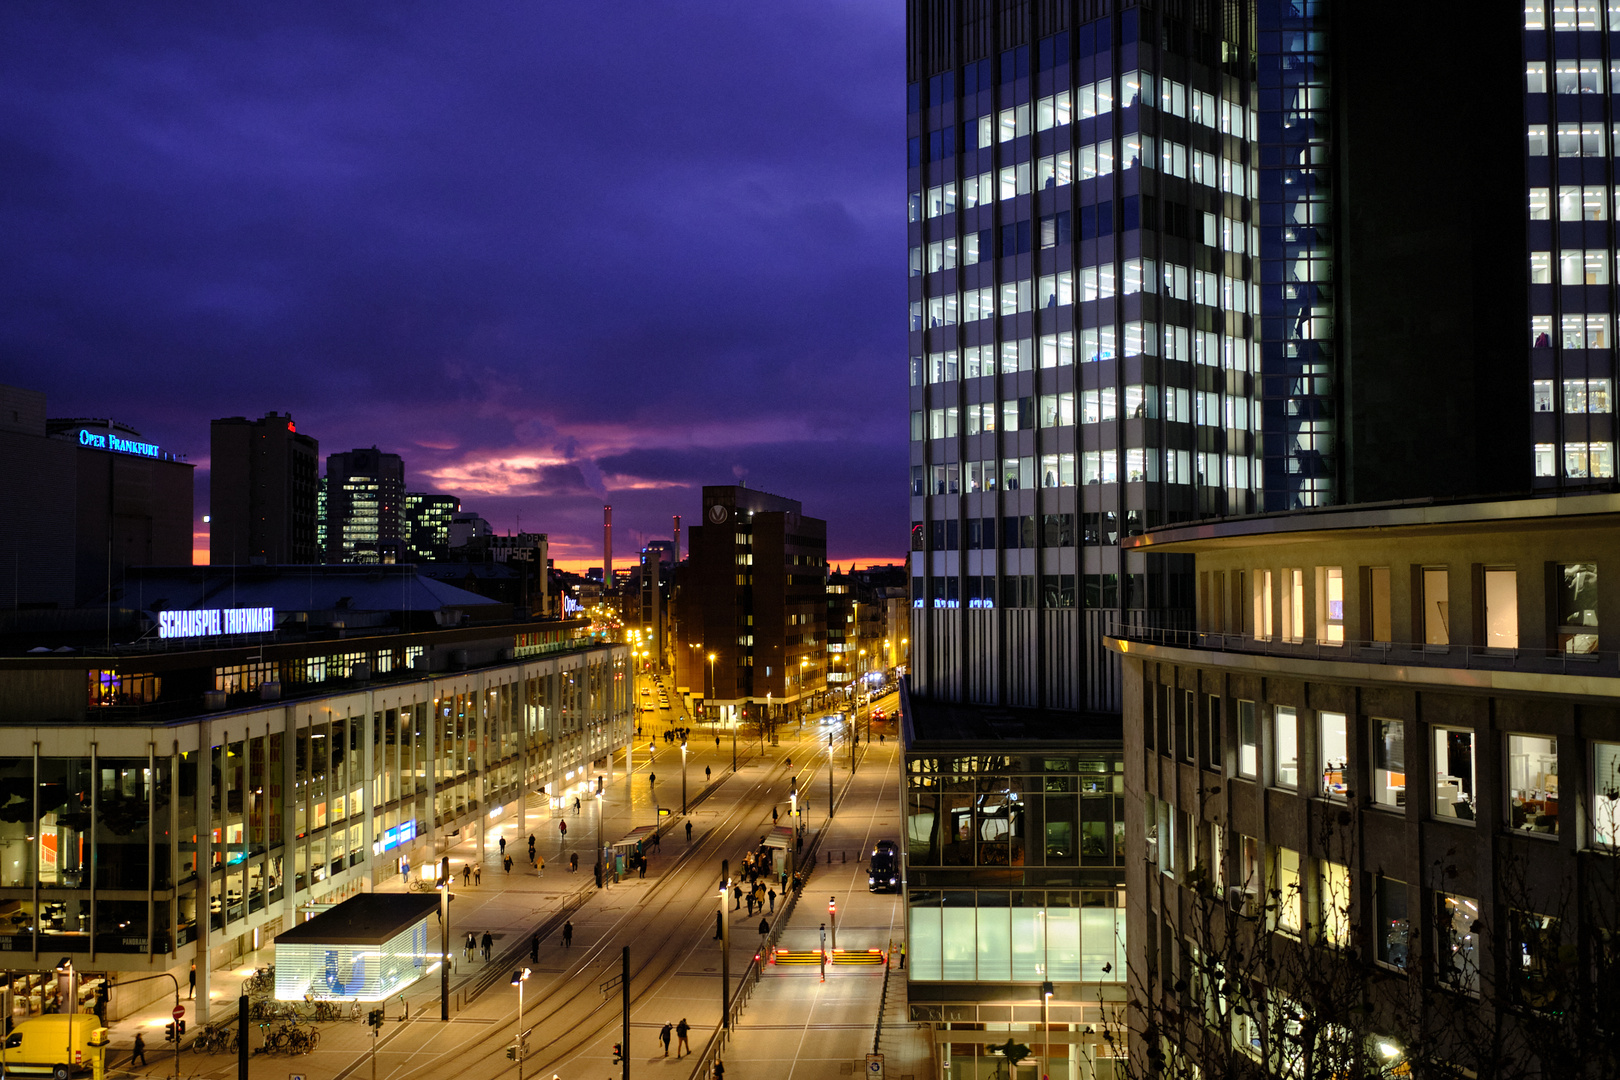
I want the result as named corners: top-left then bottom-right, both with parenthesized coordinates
top-left (101, 718), bottom-right (779, 1075)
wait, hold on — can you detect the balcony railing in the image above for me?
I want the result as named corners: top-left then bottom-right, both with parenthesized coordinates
top-left (1110, 623), bottom-right (1620, 679)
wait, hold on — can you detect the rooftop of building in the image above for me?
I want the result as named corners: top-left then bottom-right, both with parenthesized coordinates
top-left (274, 893), bottom-right (442, 946)
top-left (1121, 490), bottom-right (1620, 553)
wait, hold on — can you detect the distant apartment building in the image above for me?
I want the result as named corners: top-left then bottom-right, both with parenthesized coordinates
top-left (673, 486), bottom-right (828, 724)
top-left (210, 411), bottom-right (320, 565)
top-left (404, 492), bottom-right (459, 562)
top-left (324, 448), bottom-right (406, 564)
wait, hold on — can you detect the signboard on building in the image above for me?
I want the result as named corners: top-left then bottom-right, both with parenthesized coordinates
top-left (77, 427), bottom-right (161, 459)
top-left (158, 607), bottom-right (275, 639)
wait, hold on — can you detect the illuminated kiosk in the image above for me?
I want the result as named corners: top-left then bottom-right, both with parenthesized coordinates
top-left (272, 894), bottom-right (442, 1002)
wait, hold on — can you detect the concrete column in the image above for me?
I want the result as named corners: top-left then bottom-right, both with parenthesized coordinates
top-left (362, 691), bottom-right (377, 890)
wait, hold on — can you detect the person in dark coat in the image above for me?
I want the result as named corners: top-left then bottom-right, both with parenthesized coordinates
top-left (659, 1022), bottom-right (673, 1056)
top-left (132, 1033), bottom-right (147, 1066)
top-left (562, 921), bottom-right (574, 948)
top-left (480, 931), bottom-right (493, 961)
top-left (676, 1018), bottom-right (690, 1057)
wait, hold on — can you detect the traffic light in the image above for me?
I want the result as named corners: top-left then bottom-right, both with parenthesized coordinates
top-left (368, 1009), bottom-right (384, 1030)
top-left (828, 897), bottom-right (837, 917)
top-left (164, 1023), bottom-right (175, 1043)
top-left (612, 1043), bottom-right (623, 1064)
top-left (178, 1020), bottom-right (186, 1036)
top-left (506, 1046), bottom-right (518, 1061)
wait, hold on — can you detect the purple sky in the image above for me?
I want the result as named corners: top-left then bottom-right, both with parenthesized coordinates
top-left (0, 3), bottom-right (907, 570)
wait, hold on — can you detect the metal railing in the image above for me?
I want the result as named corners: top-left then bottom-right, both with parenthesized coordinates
top-left (1111, 623), bottom-right (1617, 678)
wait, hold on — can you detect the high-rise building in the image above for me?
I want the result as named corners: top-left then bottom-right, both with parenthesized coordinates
top-left (324, 448), bottom-right (406, 564)
top-left (907, 0), bottom-right (1529, 712)
top-left (209, 411), bottom-right (320, 565)
top-left (673, 486), bottom-right (827, 726)
top-left (404, 492), bottom-right (459, 562)
top-left (902, 0), bottom-right (1537, 1064)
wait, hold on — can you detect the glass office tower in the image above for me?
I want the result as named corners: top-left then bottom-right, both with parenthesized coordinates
top-left (908, 3), bottom-right (1258, 712)
top-left (1526, 0), bottom-right (1620, 489)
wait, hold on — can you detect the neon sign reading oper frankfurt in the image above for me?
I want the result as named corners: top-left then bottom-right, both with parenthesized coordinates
top-left (159, 607), bottom-right (276, 639)
top-left (78, 427), bottom-right (161, 458)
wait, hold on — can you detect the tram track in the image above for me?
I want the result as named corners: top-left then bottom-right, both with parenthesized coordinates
top-left (364, 751), bottom-right (807, 1080)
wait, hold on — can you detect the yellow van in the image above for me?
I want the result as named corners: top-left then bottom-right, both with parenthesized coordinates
top-left (0, 1016), bottom-right (103, 1079)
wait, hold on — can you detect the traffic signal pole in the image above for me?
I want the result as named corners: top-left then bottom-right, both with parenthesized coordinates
top-left (441, 855), bottom-right (450, 1021)
top-left (621, 947), bottom-right (631, 1080)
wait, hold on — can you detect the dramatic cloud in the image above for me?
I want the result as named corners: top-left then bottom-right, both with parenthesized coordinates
top-left (0, 2), bottom-right (907, 568)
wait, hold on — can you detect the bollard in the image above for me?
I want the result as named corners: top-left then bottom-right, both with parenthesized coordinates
top-left (842, 850), bottom-right (846, 864)
top-left (827, 851), bottom-right (832, 864)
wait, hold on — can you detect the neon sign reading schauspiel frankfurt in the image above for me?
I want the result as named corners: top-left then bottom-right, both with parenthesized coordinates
top-left (78, 428), bottom-right (161, 458)
top-left (159, 607), bottom-right (276, 639)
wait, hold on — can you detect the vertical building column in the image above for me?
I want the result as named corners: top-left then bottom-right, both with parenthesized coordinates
top-left (362, 691), bottom-right (377, 890)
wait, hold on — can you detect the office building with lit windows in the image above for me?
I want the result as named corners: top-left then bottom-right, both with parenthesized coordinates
top-left (0, 565), bottom-right (629, 1028)
top-left (325, 448), bottom-right (406, 564)
top-left (908, 0), bottom-right (1532, 711)
top-left (405, 492), bottom-right (459, 562)
top-left (1109, 494), bottom-right (1620, 1077)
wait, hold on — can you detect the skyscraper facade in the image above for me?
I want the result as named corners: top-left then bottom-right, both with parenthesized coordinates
top-left (324, 448), bottom-right (406, 564)
top-left (210, 411), bottom-right (320, 565)
top-left (909, 0), bottom-right (1530, 711)
top-left (908, 1), bottom-right (1258, 714)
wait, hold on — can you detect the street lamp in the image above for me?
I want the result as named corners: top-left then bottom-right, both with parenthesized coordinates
top-left (595, 789), bottom-right (605, 887)
top-left (858, 649), bottom-right (868, 746)
top-left (707, 652), bottom-right (716, 726)
top-left (510, 967), bottom-right (531, 1080)
top-left (799, 658), bottom-right (808, 729)
top-left (680, 736), bottom-right (688, 814)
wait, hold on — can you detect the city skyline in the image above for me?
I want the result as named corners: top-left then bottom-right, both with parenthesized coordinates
top-left (0, 3), bottom-right (908, 570)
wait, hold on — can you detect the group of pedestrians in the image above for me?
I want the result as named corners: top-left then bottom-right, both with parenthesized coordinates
top-left (463, 931), bottom-right (495, 962)
top-left (658, 1018), bottom-right (691, 1057)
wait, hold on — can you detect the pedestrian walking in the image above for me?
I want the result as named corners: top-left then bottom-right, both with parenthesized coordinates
top-left (559, 819), bottom-right (568, 839)
top-left (504, 855), bottom-right (513, 874)
top-left (462, 864), bottom-right (472, 886)
top-left (638, 857), bottom-right (647, 880)
top-left (659, 1022), bottom-right (673, 1056)
top-left (714, 1059), bottom-right (725, 1080)
top-left (570, 851), bottom-right (578, 872)
top-left (772, 807), bottom-right (779, 825)
top-left (733, 884), bottom-right (742, 910)
top-left (685, 821), bottom-right (693, 843)
top-left (650, 772), bottom-right (657, 786)
top-left (768, 888), bottom-right (776, 913)
top-left (745, 893), bottom-right (754, 916)
top-left (474, 865), bottom-right (482, 886)
top-left (481, 931), bottom-right (493, 961)
top-left (574, 797), bottom-right (581, 814)
top-left (705, 766), bottom-right (712, 782)
top-left (188, 962), bottom-right (196, 999)
top-left (464, 932), bottom-right (476, 960)
top-left (899, 942), bottom-right (906, 970)
top-left (676, 1018), bottom-right (690, 1057)
top-left (499, 837), bottom-right (507, 857)
top-left (758, 917), bottom-right (770, 939)
top-left (562, 921), bottom-right (574, 948)
top-left (530, 933), bottom-right (540, 963)
top-left (537, 854), bottom-right (545, 875)
top-left (132, 1033), bottom-right (146, 1066)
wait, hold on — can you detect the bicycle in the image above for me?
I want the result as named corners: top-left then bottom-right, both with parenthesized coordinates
top-left (407, 877), bottom-right (438, 893)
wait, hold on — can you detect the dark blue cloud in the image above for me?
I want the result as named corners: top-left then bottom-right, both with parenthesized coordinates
top-left (0, 2), bottom-right (907, 563)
